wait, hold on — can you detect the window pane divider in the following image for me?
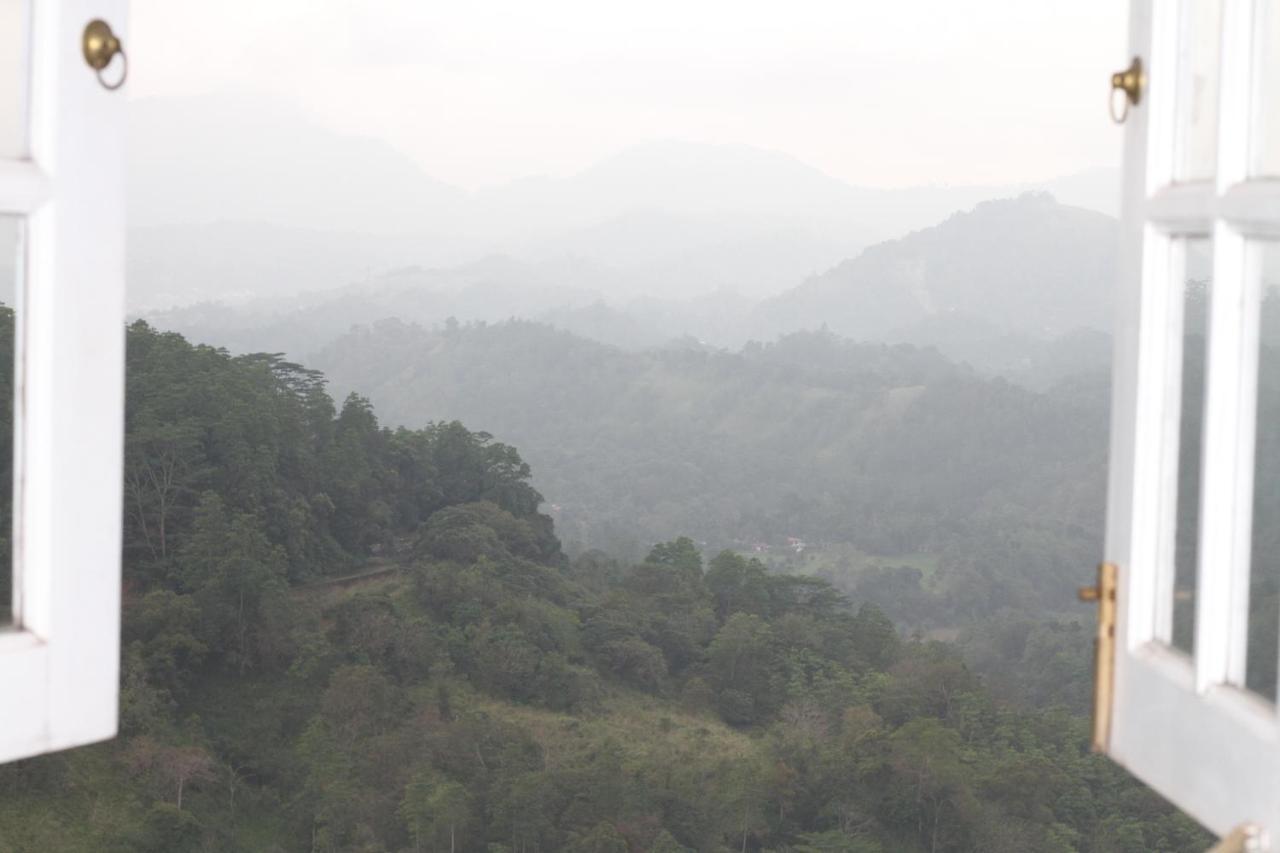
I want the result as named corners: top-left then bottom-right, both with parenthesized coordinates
top-left (1149, 232), bottom-right (1183, 646)
top-left (1196, 224), bottom-right (1250, 691)
top-left (0, 159), bottom-right (49, 215)
top-left (1146, 183), bottom-right (1216, 231)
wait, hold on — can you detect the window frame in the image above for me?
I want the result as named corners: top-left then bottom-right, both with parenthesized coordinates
top-left (0, 0), bottom-right (127, 764)
top-left (1107, 0), bottom-right (1280, 838)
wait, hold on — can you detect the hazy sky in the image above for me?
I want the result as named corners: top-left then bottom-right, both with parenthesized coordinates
top-left (129, 1), bottom-right (1127, 191)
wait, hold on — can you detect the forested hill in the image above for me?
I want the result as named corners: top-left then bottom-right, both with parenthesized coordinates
top-left (312, 319), bottom-right (1110, 627)
top-left (0, 321), bottom-right (1207, 851)
top-left (122, 320), bottom-right (555, 585)
top-left (755, 193), bottom-right (1117, 349)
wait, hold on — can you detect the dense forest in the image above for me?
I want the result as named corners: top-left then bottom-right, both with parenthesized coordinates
top-left (0, 322), bottom-right (1211, 851)
top-left (311, 319), bottom-right (1110, 635)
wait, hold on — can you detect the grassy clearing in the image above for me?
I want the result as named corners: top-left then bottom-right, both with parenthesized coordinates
top-left (463, 683), bottom-right (758, 770)
top-left (752, 542), bottom-right (941, 582)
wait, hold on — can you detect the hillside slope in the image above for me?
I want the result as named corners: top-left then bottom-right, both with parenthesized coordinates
top-left (312, 320), bottom-right (1111, 625)
top-left (756, 193), bottom-right (1117, 355)
top-left (0, 321), bottom-right (1207, 852)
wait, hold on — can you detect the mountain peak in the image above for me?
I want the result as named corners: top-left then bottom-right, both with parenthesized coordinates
top-left (759, 194), bottom-right (1118, 343)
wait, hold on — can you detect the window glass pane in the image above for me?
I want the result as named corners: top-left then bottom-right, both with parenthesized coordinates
top-left (1248, 243), bottom-right (1280, 698)
top-left (0, 218), bottom-right (18, 626)
top-left (1177, 0), bottom-right (1223, 181)
top-left (0, 2), bottom-right (27, 159)
top-left (1170, 238), bottom-right (1212, 654)
top-left (1253, 0), bottom-right (1280, 176)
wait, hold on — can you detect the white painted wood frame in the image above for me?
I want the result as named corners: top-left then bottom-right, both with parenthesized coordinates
top-left (1108, 0), bottom-right (1280, 841)
top-left (0, 0), bottom-right (127, 763)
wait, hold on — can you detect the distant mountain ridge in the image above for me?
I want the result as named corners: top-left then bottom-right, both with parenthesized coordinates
top-left (147, 192), bottom-right (1118, 388)
top-left (129, 96), bottom-right (463, 236)
top-left (756, 192), bottom-right (1118, 344)
top-left (129, 95), bottom-right (1119, 308)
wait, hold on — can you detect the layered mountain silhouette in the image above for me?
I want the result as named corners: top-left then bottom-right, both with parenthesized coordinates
top-left (756, 192), bottom-right (1117, 342)
top-left (129, 95), bottom-right (1118, 308)
top-left (146, 190), bottom-right (1117, 388)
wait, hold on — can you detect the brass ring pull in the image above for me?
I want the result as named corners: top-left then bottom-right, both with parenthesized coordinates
top-left (82, 19), bottom-right (127, 91)
top-left (1109, 56), bottom-right (1143, 124)
top-left (1109, 86), bottom-right (1130, 124)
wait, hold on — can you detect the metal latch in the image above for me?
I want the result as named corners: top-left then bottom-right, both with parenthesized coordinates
top-left (1078, 562), bottom-right (1117, 752)
top-left (1208, 824), bottom-right (1266, 853)
top-left (1110, 56), bottom-right (1144, 124)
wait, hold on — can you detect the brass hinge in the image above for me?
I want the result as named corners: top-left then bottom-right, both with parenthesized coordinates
top-left (1078, 562), bottom-right (1117, 752)
top-left (1208, 824), bottom-right (1266, 853)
